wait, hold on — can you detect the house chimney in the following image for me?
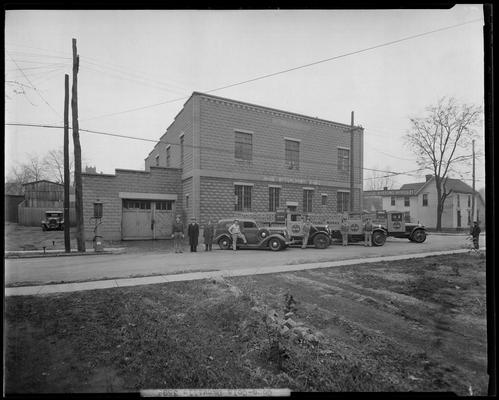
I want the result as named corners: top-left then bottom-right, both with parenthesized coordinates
top-left (425, 174), bottom-right (432, 182)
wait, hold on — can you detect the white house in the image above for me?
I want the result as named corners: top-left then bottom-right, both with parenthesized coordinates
top-left (364, 175), bottom-right (485, 230)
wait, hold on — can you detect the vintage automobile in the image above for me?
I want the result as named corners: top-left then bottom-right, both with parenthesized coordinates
top-left (214, 218), bottom-right (291, 251)
top-left (374, 210), bottom-right (427, 243)
top-left (41, 210), bottom-right (64, 231)
top-left (283, 212), bottom-right (331, 249)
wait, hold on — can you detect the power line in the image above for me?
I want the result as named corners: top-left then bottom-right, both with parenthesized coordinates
top-left (79, 18), bottom-right (482, 122)
top-left (6, 52), bottom-right (62, 117)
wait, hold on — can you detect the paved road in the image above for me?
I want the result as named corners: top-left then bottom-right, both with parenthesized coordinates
top-left (5, 234), bottom-right (478, 285)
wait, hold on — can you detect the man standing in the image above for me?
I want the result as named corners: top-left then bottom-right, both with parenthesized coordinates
top-left (340, 218), bottom-right (349, 246)
top-left (302, 217), bottom-right (313, 249)
top-left (203, 219), bottom-right (215, 251)
top-left (228, 219), bottom-right (247, 251)
top-left (188, 217), bottom-right (200, 252)
top-left (171, 215), bottom-right (184, 253)
top-left (470, 220), bottom-right (481, 250)
top-left (364, 217), bottom-right (373, 247)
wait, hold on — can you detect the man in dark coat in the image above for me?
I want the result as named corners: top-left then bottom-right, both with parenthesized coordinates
top-left (470, 220), bottom-right (481, 250)
top-left (203, 219), bottom-right (215, 251)
top-left (188, 217), bottom-right (200, 252)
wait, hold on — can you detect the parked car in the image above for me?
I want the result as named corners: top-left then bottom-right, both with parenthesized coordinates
top-left (283, 212), bottom-right (331, 249)
top-left (214, 218), bottom-right (290, 251)
top-left (41, 211), bottom-right (64, 231)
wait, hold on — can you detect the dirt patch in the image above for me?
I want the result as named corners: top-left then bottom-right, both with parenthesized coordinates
top-left (4, 253), bottom-right (487, 394)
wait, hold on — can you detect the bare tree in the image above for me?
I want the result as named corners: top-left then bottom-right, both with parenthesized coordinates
top-left (6, 153), bottom-right (48, 189)
top-left (405, 97), bottom-right (482, 231)
top-left (365, 166), bottom-right (397, 191)
top-left (43, 148), bottom-right (74, 185)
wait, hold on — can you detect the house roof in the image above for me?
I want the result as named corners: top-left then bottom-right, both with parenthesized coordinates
top-left (399, 182), bottom-right (427, 191)
top-left (412, 177), bottom-right (475, 195)
top-left (23, 179), bottom-right (63, 186)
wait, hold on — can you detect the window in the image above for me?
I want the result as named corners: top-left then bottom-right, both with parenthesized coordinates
top-left (467, 210), bottom-right (471, 226)
top-left (155, 200), bottom-right (173, 211)
top-left (337, 192), bottom-right (350, 213)
top-left (185, 194), bottom-right (189, 209)
top-left (303, 189), bottom-right (313, 213)
top-left (285, 139), bottom-right (300, 170)
top-left (123, 200), bottom-right (151, 210)
top-left (235, 185), bottom-right (252, 211)
top-left (269, 187), bottom-right (280, 212)
top-left (422, 194), bottom-right (428, 207)
top-left (180, 135), bottom-right (184, 165)
top-left (391, 213), bottom-right (402, 221)
top-left (155, 154), bottom-right (160, 166)
top-left (243, 221), bottom-right (256, 229)
top-left (457, 194), bottom-right (460, 207)
top-left (391, 196), bottom-right (396, 206)
top-left (404, 212), bottom-right (411, 222)
top-left (235, 132), bottom-right (252, 161)
top-left (338, 148), bottom-right (350, 173)
top-left (166, 146), bottom-right (171, 167)
top-left (404, 196), bottom-right (410, 207)
top-left (321, 194), bottom-right (327, 206)
top-left (468, 195), bottom-right (471, 207)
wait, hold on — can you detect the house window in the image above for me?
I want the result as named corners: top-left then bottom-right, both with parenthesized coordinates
top-left (180, 135), bottom-right (184, 165)
top-left (337, 192), bottom-right (350, 213)
top-left (235, 131), bottom-right (252, 161)
top-left (285, 139), bottom-right (300, 170)
top-left (269, 187), bottom-right (280, 212)
top-left (155, 200), bottom-right (173, 211)
top-left (467, 210), bottom-right (471, 226)
top-left (338, 148), bottom-right (350, 173)
top-left (468, 195), bottom-right (471, 207)
top-left (404, 196), bottom-right (410, 207)
top-left (422, 194), bottom-right (428, 207)
top-left (235, 185), bottom-right (252, 211)
top-left (185, 194), bottom-right (189, 209)
top-left (303, 189), bottom-right (313, 213)
top-left (155, 154), bottom-right (160, 166)
top-left (391, 196), bottom-right (396, 206)
top-left (457, 194), bottom-right (460, 207)
top-left (321, 194), bottom-right (327, 206)
top-left (166, 146), bottom-right (171, 167)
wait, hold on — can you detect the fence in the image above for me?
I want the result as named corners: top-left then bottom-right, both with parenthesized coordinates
top-left (18, 204), bottom-right (77, 227)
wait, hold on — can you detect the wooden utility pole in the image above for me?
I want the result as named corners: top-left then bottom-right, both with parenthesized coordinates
top-left (350, 111), bottom-right (355, 211)
top-left (72, 38), bottom-right (85, 252)
top-left (472, 139), bottom-right (476, 223)
top-left (63, 74), bottom-right (71, 252)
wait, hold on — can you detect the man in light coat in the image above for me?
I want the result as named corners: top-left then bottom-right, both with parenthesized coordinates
top-left (228, 219), bottom-right (247, 251)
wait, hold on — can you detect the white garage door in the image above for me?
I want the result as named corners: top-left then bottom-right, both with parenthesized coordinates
top-left (122, 199), bottom-right (175, 240)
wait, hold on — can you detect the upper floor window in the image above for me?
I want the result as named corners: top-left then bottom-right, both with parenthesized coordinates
top-left (303, 189), bottom-right (313, 213)
top-left (404, 196), bottom-right (410, 207)
top-left (285, 139), bottom-right (300, 170)
top-left (321, 194), bottom-right (327, 206)
top-left (422, 193), bottom-right (428, 207)
top-left (180, 135), bottom-right (184, 165)
top-left (235, 185), bottom-right (252, 212)
top-left (155, 154), bottom-right (160, 166)
top-left (166, 146), bottom-right (171, 167)
top-left (235, 131), bottom-right (253, 161)
top-left (269, 187), bottom-right (280, 212)
top-left (338, 148), bottom-right (350, 173)
top-left (337, 191), bottom-right (350, 213)
top-left (468, 195), bottom-right (471, 207)
top-left (391, 196), bottom-right (396, 206)
top-left (457, 194), bottom-right (460, 207)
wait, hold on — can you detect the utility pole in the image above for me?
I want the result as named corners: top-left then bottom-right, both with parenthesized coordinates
top-left (472, 139), bottom-right (476, 223)
top-left (72, 38), bottom-right (85, 252)
top-left (63, 74), bottom-right (71, 252)
top-left (350, 111), bottom-right (355, 212)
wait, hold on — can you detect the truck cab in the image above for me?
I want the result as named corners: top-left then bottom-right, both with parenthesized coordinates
top-left (375, 210), bottom-right (427, 243)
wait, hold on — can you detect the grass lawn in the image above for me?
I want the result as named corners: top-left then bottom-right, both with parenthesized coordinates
top-left (4, 253), bottom-right (488, 394)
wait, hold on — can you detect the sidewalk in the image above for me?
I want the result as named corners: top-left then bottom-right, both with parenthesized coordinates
top-left (5, 247), bottom-right (484, 297)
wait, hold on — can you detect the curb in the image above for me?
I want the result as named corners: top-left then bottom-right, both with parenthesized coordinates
top-left (5, 247), bottom-right (485, 297)
top-left (5, 248), bottom-right (127, 259)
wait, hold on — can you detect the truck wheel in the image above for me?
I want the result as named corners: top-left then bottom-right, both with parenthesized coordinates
top-left (218, 237), bottom-right (232, 250)
top-left (411, 229), bottom-right (426, 243)
top-left (372, 231), bottom-right (386, 246)
top-left (313, 233), bottom-right (329, 249)
top-left (268, 238), bottom-right (283, 251)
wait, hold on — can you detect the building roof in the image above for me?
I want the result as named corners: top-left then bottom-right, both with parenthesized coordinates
top-left (413, 177), bottom-right (475, 195)
top-left (399, 182), bottom-right (427, 191)
top-left (23, 179), bottom-right (63, 186)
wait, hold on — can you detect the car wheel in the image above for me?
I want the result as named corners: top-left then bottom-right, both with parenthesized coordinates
top-left (372, 231), bottom-right (386, 246)
top-left (257, 228), bottom-right (270, 241)
top-left (313, 233), bottom-right (329, 249)
top-left (411, 229), bottom-right (426, 243)
top-left (218, 237), bottom-right (232, 250)
top-left (268, 238), bottom-right (283, 251)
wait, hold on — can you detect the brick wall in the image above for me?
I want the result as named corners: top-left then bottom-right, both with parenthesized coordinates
top-left (82, 167), bottom-right (182, 240)
top-left (182, 177), bottom-right (193, 222)
top-left (198, 94), bottom-right (363, 186)
top-left (145, 97), bottom-right (194, 172)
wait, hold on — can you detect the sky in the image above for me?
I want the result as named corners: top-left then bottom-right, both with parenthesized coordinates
top-left (5, 7), bottom-right (486, 190)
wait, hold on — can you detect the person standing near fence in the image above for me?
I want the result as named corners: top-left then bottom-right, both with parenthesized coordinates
top-left (470, 220), bottom-right (481, 250)
top-left (171, 215), bottom-right (184, 253)
top-left (364, 217), bottom-right (373, 247)
top-left (340, 218), bottom-right (349, 246)
top-left (188, 217), bottom-right (200, 252)
top-left (203, 219), bottom-right (215, 251)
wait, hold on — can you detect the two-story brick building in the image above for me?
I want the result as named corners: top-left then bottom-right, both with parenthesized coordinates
top-left (82, 92), bottom-right (364, 240)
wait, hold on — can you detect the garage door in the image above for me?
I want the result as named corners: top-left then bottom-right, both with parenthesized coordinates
top-left (122, 199), bottom-right (175, 240)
